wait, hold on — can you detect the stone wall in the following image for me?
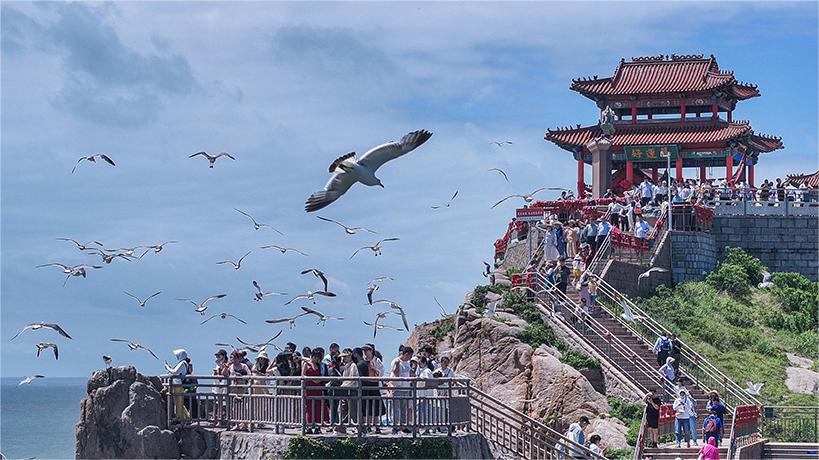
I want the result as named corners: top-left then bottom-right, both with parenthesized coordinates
top-left (603, 260), bottom-right (671, 298)
top-left (670, 231), bottom-right (718, 284)
top-left (712, 215), bottom-right (818, 281)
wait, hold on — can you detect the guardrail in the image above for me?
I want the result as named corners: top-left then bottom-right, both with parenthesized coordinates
top-left (707, 197), bottom-right (819, 216)
top-left (760, 406), bottom-right (819, 443)
top-left (729, 405), bottom-right (762, 458)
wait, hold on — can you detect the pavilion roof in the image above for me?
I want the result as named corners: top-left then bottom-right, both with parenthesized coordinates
top-left (570, 54), bottom-right (760, 100)
top-left (544, 120), bottom-right (783, 153)
top-left (784, 170), bottom-right (819, 187)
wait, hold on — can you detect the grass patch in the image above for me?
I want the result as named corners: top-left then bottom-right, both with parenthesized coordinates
top-left (284, 436), bottom-right (453, 459)
top-left (560, 348), bottom-right (600, 370)
top-left (431, 317), bottom-right (455, 340)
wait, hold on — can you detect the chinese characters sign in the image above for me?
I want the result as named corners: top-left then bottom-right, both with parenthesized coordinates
top-left (624, 144), bottom-right (679, 162)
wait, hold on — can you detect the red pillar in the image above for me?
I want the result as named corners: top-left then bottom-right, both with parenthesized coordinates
top-left (577, 159), bottom-right (585, 198)
top-left (631, 101), bottom-right (637, 125)
top-left (727, 110), bottom-right (732, 123)
top-left (680, 98), bottom-right (686, 122)
top-left (712, 102), bottom-right (718, 120)
top-left (626, 161), bottom-right (634, 184)
top-left (726, 155), bottom-right (733, 183)
top-left (749, 164), bottom-right (755, 187)
top-left (676, 158), bottom-right (683, 182)
top-left (652, 167), bottom-right (659, 183)
top-left (699, 163), bottom-right (707, 182)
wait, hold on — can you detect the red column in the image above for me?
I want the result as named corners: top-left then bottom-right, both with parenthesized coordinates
top-left (712, 102), bottom-right (718, 120)
top-left (727, 110), bottom-right (732, 123)
top-left (631, 101), bottom-right (637, 125)
top-left (680, 98), bottom-right (686, 122)
top-left (726, 155), bottom-right (733, 183)
top-left (676, 158), bottom-right (683, 182)
top-left (626, 161), bottom-right (634, 184)
top-left (577, 159), bottom-right (585, 198)
top-left (652, 167), bottom-right (659, 183)
top-left (700, 163), bottom-right (707, 182)
top-left (749, 164), bottom-right (755, 187)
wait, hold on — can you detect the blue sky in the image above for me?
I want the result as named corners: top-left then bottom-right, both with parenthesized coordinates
top-left (2, 2), bottom-right (817, 377)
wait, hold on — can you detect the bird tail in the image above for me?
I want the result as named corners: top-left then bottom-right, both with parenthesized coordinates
top-left (328, 152), bottom-right (356, 173)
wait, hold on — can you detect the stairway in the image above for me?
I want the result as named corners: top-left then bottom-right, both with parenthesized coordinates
top-left (763, 442), bottom-right (819, 459)
top-left (642, 445), bottom-right (730, 460)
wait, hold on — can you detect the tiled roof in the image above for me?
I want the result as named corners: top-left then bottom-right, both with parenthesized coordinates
top-left (570, 54), bottom-right (760, 100)
top-left (544, 120), bottom-right (782, 153)
top-left (784, 170), bottom-right (819, 187)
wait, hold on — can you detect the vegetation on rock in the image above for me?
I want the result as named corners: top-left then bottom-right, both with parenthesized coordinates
top-left (284, 436), bottom-right (453, 459)
top-left (559, 348), bottom-right (600, 370)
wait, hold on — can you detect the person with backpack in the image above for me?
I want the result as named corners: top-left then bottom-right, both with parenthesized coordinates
top-left (653, 332), bottom-right (673, 367)
top-left (702, 409), bottom-right (723, 444)
top-left (669, 333), bottom-right (683, 373)
top-left (707, 391), bottom-right (727, 443)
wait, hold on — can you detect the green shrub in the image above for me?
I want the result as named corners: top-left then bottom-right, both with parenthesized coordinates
top-left (503, 289), bottom-right (541, 323)
top-left (506, 267), bottom-right (523, 277)
top-left (770, 272), bottom-right (819, 333)
top-left (471, 284), bottom-right (507, 314)
top-left (284, 436), bottom-right (453, 459)
top-left (284, 436), bottom-right (333, 459)
top-left (560, 348), bottom-right (600, 370)
top-left (723, 246), bottom-right (766, 285)
top-left (608, 397), bottom-right (643, 422)
top-left (706, 262), bottom-right (750, 296)
top-left (432, 317), bottom-right (455, 339)
top-left (517, 322), bottom-right (563, 349)
top-left (604, 447), bottom-right (633, 460)
top-left (794, 330), bottom-right (819, 357)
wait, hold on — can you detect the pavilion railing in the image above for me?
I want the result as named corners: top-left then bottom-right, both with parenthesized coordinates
top-left (729, 405), bottom-right (763, 458)
top-left (760, 406), bottom-right (819, 443)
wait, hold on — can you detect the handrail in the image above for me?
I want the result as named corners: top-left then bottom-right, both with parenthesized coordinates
top-left (469, 386), bottom-right (607, 460)
top-left (591, 276), bottom-right (761, 409)
top-left (632, 404), bottom-right (649, 460)
top-left (728, 406), bottom-right (738, 457)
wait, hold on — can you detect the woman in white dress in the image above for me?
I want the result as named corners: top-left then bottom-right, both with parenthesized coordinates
top-left (544, 224), bottom-right (560, 261)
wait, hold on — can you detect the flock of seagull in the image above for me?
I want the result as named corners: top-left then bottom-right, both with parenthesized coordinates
top-left (12, 131), bottom-right (549, 386)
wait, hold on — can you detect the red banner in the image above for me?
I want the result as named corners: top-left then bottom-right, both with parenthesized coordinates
top-left (516, 208), bottom-right (545, 221)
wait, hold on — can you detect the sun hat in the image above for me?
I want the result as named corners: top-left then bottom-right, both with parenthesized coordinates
top-left (256, 349), bottom-right (269, 360)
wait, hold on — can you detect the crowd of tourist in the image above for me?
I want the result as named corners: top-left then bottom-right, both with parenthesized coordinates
top-left (612, 176), bottom-right (817, 206)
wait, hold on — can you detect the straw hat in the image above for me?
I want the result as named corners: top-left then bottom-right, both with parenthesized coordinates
top-left (256, 349), bottom-right (269, 361)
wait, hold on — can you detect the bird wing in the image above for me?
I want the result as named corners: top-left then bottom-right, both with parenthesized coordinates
top-left (316, 216), bottom-right (347, 230)
top-left (377, 237), bottom-right (400, 245)
top-left (37, 263), bottom-right (71, 270)
top-left (367, 287), bottom-right (375, 305)
top-left (300, 306), bottom-right (322, 317)
top-left (202, 294), bottom-right (227, 306)
top-left (201, 314), bottom-right (219, 325)
top-left (328, 151), bottom-right (356, 173)
top-left (237, 251), bottom-right (252, 264)
top-left (434, 296), bottom-right (447, 316)
top-left (450, 190), bottom-right (459, 202)
top-left (390, 305), bottom-right (410, 330)
top-left (189, 151), bottom-right (209, 159)
top-left (529, 187), bottom-right (547, 197)
top-left (10, 325), bottom-right (34, 341)
top-left (488, 168), bottom-right (509, 181)
top-left (99, 155), bottom-right (116, 166)
top-left (123, 291), bottom-right (141, 302)
top-left (141, 345), bottom-right (159, 360)
top-left (265, 317), bottom-right (293, 324)
top-left (317, 272), bottom-right (328, 291)
top-left (357, 130), bottom-right (433, 172)
top-left (349, 246), bottom-right (369, 259)
top-left (45, 323), bottom-right (72, 339)
top-left (110, 338), bottom-right (130, 343)
top-left (71, 157), bottom-right (88, 174)
top-left (215, 152), bottom-right (236, 160)
top-left (305, 170), bottom-right (358, 212)
top-left (145, 291), bottom-right (162, 302)
top-left (53, 345), bottom-right (59, 360)
top-left (252, 280), bottom-right (262, 293)
top-left (491, 195), bottom-right (521, 209)
top-left (227, 314), bottom-right (247, 324)
top-left (315, 291), bottom-right (336, 297)
top-left (284, 294), bottom-right (306, 305)
top-left (215, 260), bottom-right (234, 266)
top-left (234, 208), bottom-right (257, 224)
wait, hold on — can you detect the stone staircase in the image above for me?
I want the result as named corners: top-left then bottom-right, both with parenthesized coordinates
top-left (763, 442), bottom-right (819, 460)
top-left (642, 445), bottom-right (730, 460)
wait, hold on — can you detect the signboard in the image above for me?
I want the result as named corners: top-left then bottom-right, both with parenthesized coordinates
top-left (687, 151), bottom-right (728, 160)
top-left (516, 207), bottom-right (545, 221)
top-left (624, 144), bottom-right (679, 162)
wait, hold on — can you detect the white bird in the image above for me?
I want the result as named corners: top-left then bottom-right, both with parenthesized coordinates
top-left (284, 291), bottom-right (336, 305)
top-left (260, 244), bottom-right (308, 256)
top-left (234, 208), bottom-right (284, 234)
top-left (123, 291), bottom-right (162, 308)
top-left (189, 151), bottom-right (235, 168)
top-left (746, 381), bottom-right (764, 396)
top-left (620, 300), bottom-right (644, 322)
top-left (35, 342), bottom-right (59, 360)
top-left (86, 249), bottom-right (134, 265)
top-left (103, 355), bottom-right (112, 367)
top-left (72, 154), bottom-right (115, 174)
top-left (138, 241), bottom-right (177, 258)
top-left (316, 216), bottom-right (376, 235)
top-left (371, 299), bottom-right (409, 330)
top-left (434, 296), bottom-right (451, 317)
top-left (109, 339), bottom-right (159, 359)
top-left (366, 284), bottom-right (379, 305)
top-left (304, 129), bottom-right (433, 212)
top-left (491, 188), bottom-right (548, 208)
top-left (488, 168), bottom-right (509, 181)
top-left (56, 238), bottom-right (103, 252)
top-left (638, 267), bottom-right (669, 281)
top-left (236, 331), bottom-right (283, 352)
top-left (490, 140), bottom-right (513, 148)
top-left (758, 271), bottom-right (774, 289)
top-left (176, 294), bottom-right (227, 314)
top-left (216, 251), bottom-right (252, 270)
top-left (364, 317), bottom-right (404, 338)
top-left (265, 313), bottom-right (310, 328)
top-left (10, 322), bottom-right (72, 341)
top-left (252, 281), bottom-right (287, 302)
top-left (300, 268), bottom-right (329, 292)
top-left (37, 263), bottom-right (103, 286)
top-left (371, 276), bottom-right (395, 285)
top-left (350, 238), bottom-right (400, 259)
top-left (431, 191), bottom-right (459, 209)
top-left (18, 375), bottom-right (45, 386)
top-left (300, 306), bottom-right (344, 325)
top-left (201, 312), bottom-right (247, 325)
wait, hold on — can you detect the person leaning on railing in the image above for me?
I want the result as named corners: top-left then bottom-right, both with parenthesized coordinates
top-left (335, 348), bottom-right (359, 434)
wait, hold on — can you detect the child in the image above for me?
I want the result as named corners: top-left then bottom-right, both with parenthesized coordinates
top-left (572, 255), bottom-right (582, 284)
top-left (588, 278), bottom-right (598, 310)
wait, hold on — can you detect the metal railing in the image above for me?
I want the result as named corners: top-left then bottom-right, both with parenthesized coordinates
top-left (729, 405), bottom-right (762, 458)
top-left (705, 191), bottom-right (819, 217)
top-left (760, 406), bottom-right (819, 443)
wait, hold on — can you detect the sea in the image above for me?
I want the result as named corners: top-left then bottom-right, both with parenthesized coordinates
top-left (1, 377), bottom-right (87, 460)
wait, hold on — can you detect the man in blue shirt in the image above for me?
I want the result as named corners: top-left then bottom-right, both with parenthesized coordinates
top-left (595, 218), bottom-right (611, 249)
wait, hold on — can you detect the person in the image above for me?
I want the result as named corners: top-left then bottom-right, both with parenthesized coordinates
top-left (544, 223), bottom-right (560, 261)
top-left (227, 350), bottom-right (251, 431)
top-left (595, 218), bottom-right (611, 250)
top-left (303, 349), bottom-right (329, 433)
top-left (571, 255), bottom-right (582, 284)
top-left (587, 433), bottom-right (603, 456)
top-left (211, 349), bottom-right (229, 427)
top-left (284, 342), bottom-right (297, 353)
top-left (419, 345), bottom-right (438, 371)
top-left (655, 180), bottom-right (668, 204)
top-left (268, 351), bottom-right (291, 433)
top-left (673, 389), bottom-right (695, 448)
top-left (165, 349), bottom-right (191, 420)
top-left (707, 391), bottom-right (727, 443)
top-left (640, 178), bottom-right (655, 207)
top-left (391, 346), bottom-right (414, 433)
top-left (634, 215), bottom-right (651, 239)
top-left (653, 332), bottom-right (673, 367)
top-left (556, 415), bottom-right (589, 459)
top-left (581, 219), bottom-right (598, 256)
top-left (588, 277), bottom-right (598, 311)
top-left (358, 346), bottom-right (384, 432)
top-left (417, 355), bottom-right (436, 434)
top-left (688, 389), bottom-right (699, 447)
top-left (325, 351), bottom-right (344, 429)
top-left (644, 389), bottom-right (662, 448)
top-left (251, 349), bottom-right (270, 394)
top-left (565, 221), bottom-right (578, 258)
top-left (702, 409), bottom-right (722, 444)
top-left (555, 257), bottom-right (571, 295)
top-left (323, 342), bottom-right (340, 366)
top-left (659, 357), bottom-right (676, 397)
top-left (336, 348), bottom-right (359, 433)
top-left (697, 436), bottom-right (720, 460)
top-left (669, 333), bottom-right (682, 374)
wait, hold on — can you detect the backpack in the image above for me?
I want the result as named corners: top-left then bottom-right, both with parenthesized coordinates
top-left (704, 417), bottom-right (718, 434)
top-left (659, 337), bottom-right (672, 351)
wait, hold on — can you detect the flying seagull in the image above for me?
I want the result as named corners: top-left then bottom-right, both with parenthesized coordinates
top-left (488, 168), bottom-right (509, 181)
top-left (304, 129), bottom-right (433, 212)
top-left (18, 375), bottom-right (45, 386)
top-left (176, 294), bottom-right (227, 314)
top-left (201, 312), bottom-right (247, 325)
top-left (189, 151), bottom-right (236, 168)
top-left (234, 208), bottom-right (284, 235)
top-left (265, 312), bottom-right (310, 329)
top-left (350, 238), bottom-right (400, 259)
top-left (252, 281), bottom-right (287, 301)
top-left (284, 291), bottom-right (336, 305)
top-left (371, 299), bottom-right (409, 330)
top-left (86, 249), bottom-right (134, 265)
top-left (434, 296), bottom-right (451, 317)
top-left (56, 238), bottom-right (103, 252)
top-left (11, 322), bottom-right (72, 341)
top-left (300, 306), bottom-right (344, 326)
top-left (123, 291), bottom-right (162, 308)
top-left (72, 154), bottom-right (115, 174)
top-left (316, 216), bottom-right (377, 235)
top-left (35, 342), bottom-right (59, 360)
top-left (366, 284), bottom-right (379, 305)
top-left (370, 276), bottom-right (394, 284)
top-left (103, 355), bottom-right (113, 367)
top-left (746, 381), bottom-right (764, 396)
top-left (236, 331), bottom-right (284, 352)
top-left (300, 268), bottom-right (329, 292)
top-left (431, 191), bottom-right (459, 209)
top-left (109, 339), bottom-right (159, 359)
top-left (260, 244), bottom-right (308, 256)
top-left (490, 140), bottom-right (513, 148)
top-left (491, 188), bottom-right (548, 208)
top-left (216, 250), bottom-right (252, 270)
top-left (364, 317), bottom-right (404, 338)
top-left (37, 263), bottom-right (103, 285)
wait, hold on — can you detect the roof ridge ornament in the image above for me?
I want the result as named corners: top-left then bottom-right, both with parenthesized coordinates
top-left (671, 54), bottom-right (705, 61)
top-left (598, 106), bottom-right (616, 137)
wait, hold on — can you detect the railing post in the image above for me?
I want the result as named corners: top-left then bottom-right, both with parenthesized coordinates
top-left (356, 380), bottom-right (363, 437)
top-left (412, 379), bottom-right (418, 438)
top-left (300, 378), bottom-right (306, 435)
top-left (248, 377), bottom-right (254, 433)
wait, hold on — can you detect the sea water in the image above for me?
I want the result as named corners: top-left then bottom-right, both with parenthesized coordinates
top-left (1, 377), bottom-right (86, 459)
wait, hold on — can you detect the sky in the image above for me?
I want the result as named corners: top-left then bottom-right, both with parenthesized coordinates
top-left (2, 1), bottom-right (817, 378)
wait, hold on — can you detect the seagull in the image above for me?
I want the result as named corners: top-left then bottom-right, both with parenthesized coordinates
top-left (86, 249), bottom-right (134, 264)
top-left (364, 318), bottom-right (404, 338)
top-left (746, 381), bottom-right (764, 396)
top-left (284, 291), bottom-right (336, 305)
top-left (18, 375), bottom-right (45, 386)
top-left (103, 355), bottom-right (112, 367)
top-left (758, 271), bottom-right (774, 289)
top-left (620, 300), bottom-right (644, 322)
top-left (638, 267), bottom-right (669, 282)
top-left (252, 281), bottom-right (287, 302)
top-left (316, 216), bottom-right (377, 235)
top-left (370, 276), bottom-right (394, 284)
top-left (189, 151), bottom-right (236, 168)
top-left (216, 251), bottom-right (252, 270)
top-left (138, 241), bottom-right (177, 258)
top-left (176, 294), bottom-right (227, 314)
top-left (123, 291), bottom-right (162, 308)
top-left (304, 129), bottom-right (433, 212)
top-left (488, 168), bottom-right (509, 181)
top-left (201, 312), bottom-right (247, 325)
top-left (10, 322), bottom-right (72, 341)
top-left (265, 313), bottom-right (310, 328)
top-left (300, 306), bottom-right (344, 326)
top-left (350, 238), bottom-right (400, 259)
top-left (37, 263), bottom-right (103, 283)
top-left (491, 188), bottom-right (548, 208)
top-left (71, 154), bottom-right (115, 174)
top-left (366, 284), bottom-right (379, 305)
top-left (234, 208), bottom-right (284, 235)
top-left (109, 339), bottom-right (159, 359)
top-left (431, 191), bottom-right (459, 209)
top-left (434, 297), bottom-right (451, 317)
top-left (260, 244), bottom-right (308, 256)
top-left (483, 261), bottom-right (492, 278)
top-left (300, 268), bottom-right (329, 292)
top-left (35, 342), bottom-right (59, 360)
top-left (236, 331), bottom-right (284, 352)
top-left (56, 238), bottom-right (103, 252)
top-left (371, 299), bottom-right (409, 330)
top-left (490, 140), bottom-right (513, 148)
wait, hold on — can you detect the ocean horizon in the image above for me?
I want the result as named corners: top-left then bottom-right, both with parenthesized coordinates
top-left (1, 377), bottom-right (87, 460)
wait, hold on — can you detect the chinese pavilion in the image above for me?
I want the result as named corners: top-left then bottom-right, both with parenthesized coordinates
top-left (545, 54), bottom-right (783, 198)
